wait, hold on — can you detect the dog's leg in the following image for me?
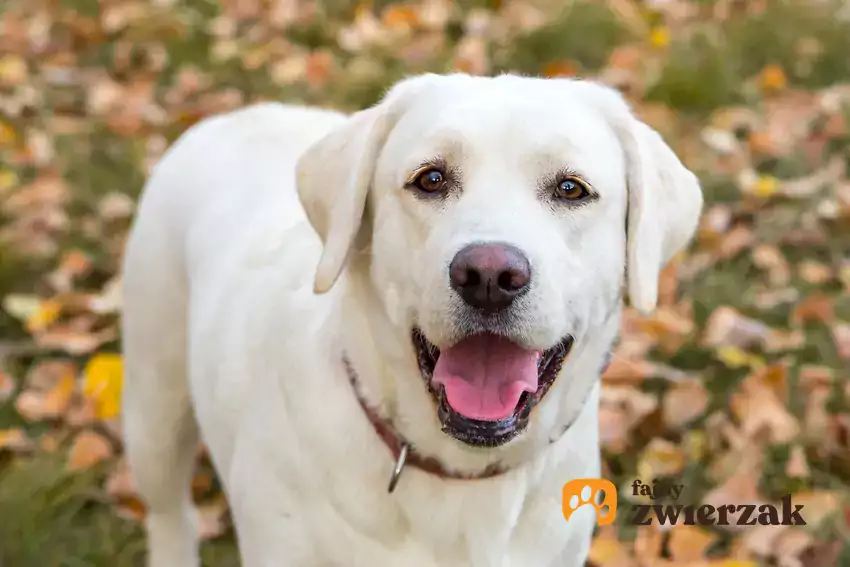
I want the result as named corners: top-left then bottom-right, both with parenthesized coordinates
top-left (121, 195), bottom-right (200, 567)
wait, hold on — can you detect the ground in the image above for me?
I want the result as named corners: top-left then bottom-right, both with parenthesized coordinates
top-left (0, 1), bottom-right (848, 566)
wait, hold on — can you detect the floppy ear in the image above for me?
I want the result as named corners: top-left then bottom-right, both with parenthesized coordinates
top-left (296, 77), bottom-right (430, 294)
top-left (586, 84), bottom-right (703, 313)
top-left (619, 116), bottom-right (703, 313)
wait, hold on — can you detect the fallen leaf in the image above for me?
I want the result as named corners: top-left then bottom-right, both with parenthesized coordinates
top-left (774, 529), bottom-right (813, 567)
top-left (798, 260), bottom-right (833, 284)
top-left (35, 325), bottom-right (118, 355)
top-left (115, 495), bottom-right (147, 522)
top-left (791, 293), bottom-right (835, 326)
top-left (196, 497), bottom-right (229, 541)
top-left (730, 364), bottom-right (799, 444)
top-left (668, 525), bottom-right (717, 561)
top-left (15, 372), bottom-right (75, 421)
top-left (82, 353), bottom-right (124, 420)
top-left (788, 491), bottom-right (840, 528)
top-left (97, 192), bottom-right (136, 221)
top-left (702, 307), bottom-right (771, 350)
top-left (785, 445), bottom-right (810, 479)
top-left (662, 379), bottom-right (709, 429)
top-left (743, 523), bottom-right (791, 558)
top-left (752, 244), bottom-right (790, 285)
top-left (588, 526), bottom-right (631, 567)
top-left (541, 60), bottom-right (580, 78)
top-left (831, 322), bottom-right (850, 359)
top-left (602, 356), bottom-right (656, 382)
top-left (67, 430), bottom-right (113, 471)
top-left (703, 460), bottom-right (765, 532)
top-left (716, 346), bottom-right (764, 370)
top-left (106, 458), bottom-right (138, 499)
top-left (648, 26), bottom-right (670, 49)
top-left (637, 437), bottom-right (687, 480)
top-left (24, 359), bottom-right (77, 390)
top-left (88, 276), bottom-right (123, 314)
top-left (633, 524), bottom-right (664, 562)
top-left (752, 174), bottom-right (779, 198)
top-left (46, 249), bottom-right (92, 292)
top-left (0, 428), bottom-right (33, 452)
top-left (0, 369), bottom-right (15, 402)
top-left (2, 294), bottom-right (41, 322)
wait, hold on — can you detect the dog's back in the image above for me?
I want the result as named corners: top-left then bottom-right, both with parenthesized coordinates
top-left (120, 103), bottom-right (345, 567)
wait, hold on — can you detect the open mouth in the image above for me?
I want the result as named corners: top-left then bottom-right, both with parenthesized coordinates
top-left (413, 328), bottom-right (574, 448)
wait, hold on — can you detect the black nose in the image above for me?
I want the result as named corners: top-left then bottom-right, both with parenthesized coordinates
top-left (449, 243), bottom-right (531, 313)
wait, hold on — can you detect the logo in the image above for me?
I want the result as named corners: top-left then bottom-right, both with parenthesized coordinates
top-left (562, 478), bottom-right (618, 526)
top-left (562, 478), bottom-right (806, 527)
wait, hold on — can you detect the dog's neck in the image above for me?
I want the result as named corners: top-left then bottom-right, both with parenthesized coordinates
top-left (343, 355), bottom-right (506, 491)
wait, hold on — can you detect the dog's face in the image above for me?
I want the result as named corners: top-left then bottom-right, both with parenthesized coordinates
top-left (297, 74), bottom-right (702, 461)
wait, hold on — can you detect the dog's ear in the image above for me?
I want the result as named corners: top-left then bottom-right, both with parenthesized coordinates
top-left (587, 83), bottom-right (703, 313)
top-left (620, 117), bottom-right (703, 313)
top-left (296, 75), bottom-right (433, 294)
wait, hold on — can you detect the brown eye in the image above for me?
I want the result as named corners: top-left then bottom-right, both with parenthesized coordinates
top-left (554, 177), bottom-right (590, 201)
top-left (413, 168), bottom-right (447, 193)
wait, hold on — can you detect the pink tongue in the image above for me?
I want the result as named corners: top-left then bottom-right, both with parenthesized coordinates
top-left (432, 334), bottom-right (541, 421)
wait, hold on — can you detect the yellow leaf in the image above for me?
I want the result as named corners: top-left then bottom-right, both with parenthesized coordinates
top-left (648, 26), bottom-right (670, 48)
top-left (0, 169), bottom-right (18, 193)
top-left (25, 299), bottom-right (62, 334)
top-left (752, 174), bottom-right (779, 197)
top-left (83, 353), bottom-right (124, 419)
top-left (0, 55), bottom-right (28, 84)
top-left (716, 346), bottom-right (749, 368)
top-left (684, 430), bottom-right (707, 461)
top-left (760, 64), bottom-right (787, 93)
top-left (716, 346), bottom-right (765, 369)
top-left (0, 122), bottom-right (15, 146)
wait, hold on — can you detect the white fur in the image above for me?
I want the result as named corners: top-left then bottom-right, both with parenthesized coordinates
top-left (121, 73), bottom-right (703, 567)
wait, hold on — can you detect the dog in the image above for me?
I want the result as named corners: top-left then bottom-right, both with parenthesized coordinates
top-left (121, 72), bottom-right (703, 567)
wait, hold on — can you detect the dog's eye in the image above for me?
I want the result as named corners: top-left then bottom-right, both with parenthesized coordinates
top-left (553, 177), bottom-right (590, 201)
top-left (412, 168), bottom-right (448, 193)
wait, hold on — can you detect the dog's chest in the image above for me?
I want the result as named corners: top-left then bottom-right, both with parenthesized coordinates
top-left (316, 472), bottom-right (580, 567)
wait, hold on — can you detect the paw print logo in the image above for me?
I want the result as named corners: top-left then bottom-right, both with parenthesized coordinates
top-left (562, 478), bottom-right (617, 526)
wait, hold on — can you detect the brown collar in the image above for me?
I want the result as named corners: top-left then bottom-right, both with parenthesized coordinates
top-left (343, 356), bottom-right (505, 492)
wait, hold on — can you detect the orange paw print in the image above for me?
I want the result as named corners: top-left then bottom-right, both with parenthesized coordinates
top-left (562, 479), bottom-right (617, 526)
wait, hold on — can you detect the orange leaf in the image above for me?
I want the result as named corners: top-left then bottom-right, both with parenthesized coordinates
top-left (305, 51), bottom-right (334, 89)
top-left (759, 64), bottom-right (787, 93)
top-left (668, 525), bottom-right (717, 561)
top-left (791, 293), bottom-right (835, 326)
top-left (67, 430), bottom-right (113, 471)
top-left (542, 60), bottom-right (579, 78)
top-left (747, 130), bottom-right (776, 155)
top-left (115, 495), bottom-right (147, 522)
top-left (382, 4), bottom-right (420, 29)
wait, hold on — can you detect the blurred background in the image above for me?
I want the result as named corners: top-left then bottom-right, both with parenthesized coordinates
top-left (0, 0), bottom-right (848, 565)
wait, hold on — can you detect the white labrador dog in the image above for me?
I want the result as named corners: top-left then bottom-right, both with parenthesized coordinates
top-left (121, 73), bottom-right (702, 567)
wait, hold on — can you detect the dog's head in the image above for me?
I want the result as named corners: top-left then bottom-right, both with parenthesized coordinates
top-left (297, 74), bottom-right (702, 465)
